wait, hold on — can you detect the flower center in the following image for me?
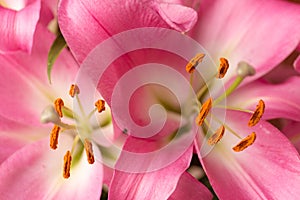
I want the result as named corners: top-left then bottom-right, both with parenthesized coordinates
top-left (40, 84), bottom-right (108, 178)
top-left (187, 54), bottom-right (265, 152)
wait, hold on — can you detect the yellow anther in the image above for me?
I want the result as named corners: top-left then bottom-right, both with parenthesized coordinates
top-left (216, 57), bottom-right (229, 79)
top-left (54, 98), bottom-right (64, 118)
top-left (185, 53), bottom-right (205, 73)
top-left (69, 84), bottom-right (80, 98)
top-left (232, 132), bottom-right (256, 152)
top-left (248, 100), bottom-right (265, 127)
top-left (84, 139), bottom-right (95, 164)
top-left (95, 99), bottom-right (106, 113)
top-left (207, 125), bottom-right (225, 145)
top-left (63, 150), bottom-right (72, 179)
top-left (195, 98), bottom-right (212, 126)
top-left (50, 125), bottom-right (60, 150)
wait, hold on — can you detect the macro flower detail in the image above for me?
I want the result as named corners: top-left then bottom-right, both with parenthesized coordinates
top-left (0, 25), bottom-right (112, 199)
top-left (2, 0), bottom-right (300, 199)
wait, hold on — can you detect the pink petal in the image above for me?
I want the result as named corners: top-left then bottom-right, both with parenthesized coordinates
top-left (283, 120), bottom-right (300, 153)
top-left (155, 2), bottom-right (197, 32)
top-left (0, 25), bottom-right (78, 126)
top-left (58, 0), bottom-right (197, 63)
top-left (263, 53), bottom-right (299, 84)
top-left (190, 0), bottom-right (300, 82)
top-left (0, 115), bottom-right (49, 163)
top-left (0, 134), bottom-right (103, 199)
top-left (109, 136), bottom-right (193, 200)
top-left (195, 110), bottom-right (300, 199)
top-left (168, 172), bottom-right (212, 200)
top-left (0, 0), bottom-right (41, 53)
top-left (294, 55), bottom-right (300, 73)
top-left (227, 76), bottom-right (300, 121)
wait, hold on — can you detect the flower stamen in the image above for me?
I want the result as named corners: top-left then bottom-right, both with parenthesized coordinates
top-left (195, 98), bottom-right (212, 126)
top-left (95, 99), bottom-right (106, 113)
top-left (50, 125), bottom-right (61, 150)
top-left (54, 98), bottom-right (64, 118)
top-left (232, 132), bottom-right (256, 152)
top-left (69, 84), bottom-right (80, 98)
top-left (186, 53), bottom-right (205, 73)
top-left (216, 57), bottom-right (229, 79)
top-left (84, 139), bottom-right (95, 164)
top-left (63, 150), bottom-right (72, 179)
top-left (248, 100), bottom-right (265, 127)
top-left (207, 125), bottom-right (225, 145)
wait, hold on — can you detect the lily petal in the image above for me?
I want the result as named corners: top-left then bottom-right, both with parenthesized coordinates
top-left (155, 2), bottom-right (197, 32)
top-left (294, 55), bottom-right (300, 73)
top-left (168, 172), bottom-right (212, 200)
top-left (58, 0), bottom-right (198, 63)
top-left (190, 0), bottom-right (300, 82)
top-left (0, 25), bottom-right (78, 126)
top-left (283, 120), bottom-right (300, 153)
top-left (0, 134), bottom-right (103, 199)
top-left (109, 136), bottom-right (193, 200)
top-left (0, 114), bottom-right (49, 163)
top-left (0, 0), bottom-right (41, 53)
top-left (195, 110), bottom-right (300, 199)
top-left (227, 77), bottom-right (300, 121)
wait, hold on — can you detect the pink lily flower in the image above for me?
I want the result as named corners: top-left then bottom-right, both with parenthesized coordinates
top-left (0, 0), bottom-right (57, 54)
top-left (186, 0), bottom-right (300, 199)
top-left (0, 23), bottom-right (113, 198)
top-left (58, 0), bottom-right (300, 199)
top-left (58, 0), bottom-right (214, 199)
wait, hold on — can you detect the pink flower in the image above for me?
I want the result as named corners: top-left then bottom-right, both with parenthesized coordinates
top-left (0, 0), bottom-right (57, 54)
top-left (0, 24), bottom-right (112, 198)
top-left (188, 0), bottom-right (300, 199)
top-left (57, 0), bottom-right (300, 199)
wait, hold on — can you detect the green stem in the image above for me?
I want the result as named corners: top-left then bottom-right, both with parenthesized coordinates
top-left (214, 76), bottom-right (244, 105)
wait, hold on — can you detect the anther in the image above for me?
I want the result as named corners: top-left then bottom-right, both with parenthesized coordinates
top-left (207, 125), bottom-right (225, 145)
top-left (95, 99), bottom-right (106, 113)
top-left (216, 58), bottom-right (229, 79)
top-left (232, 132), bottom-right (256, 152)
top-left (236, 61), bottom-right (256, 77)
top-left (248, 100), bottom-right (265, 127)
top-left (84, 139), bottom-right (95, 164)
top-left (186, 53), bottom-right (205, 73)
top-left (54, 98), bottom-right (64, 118)
top-left (69, 84), bottom-right (80, 98)
top-left (50, 125), bottom-right (60, 150)
top-left (63, 150), bottom-right (72, 179)
top-left (195, 98), bottom-right (212, 126)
